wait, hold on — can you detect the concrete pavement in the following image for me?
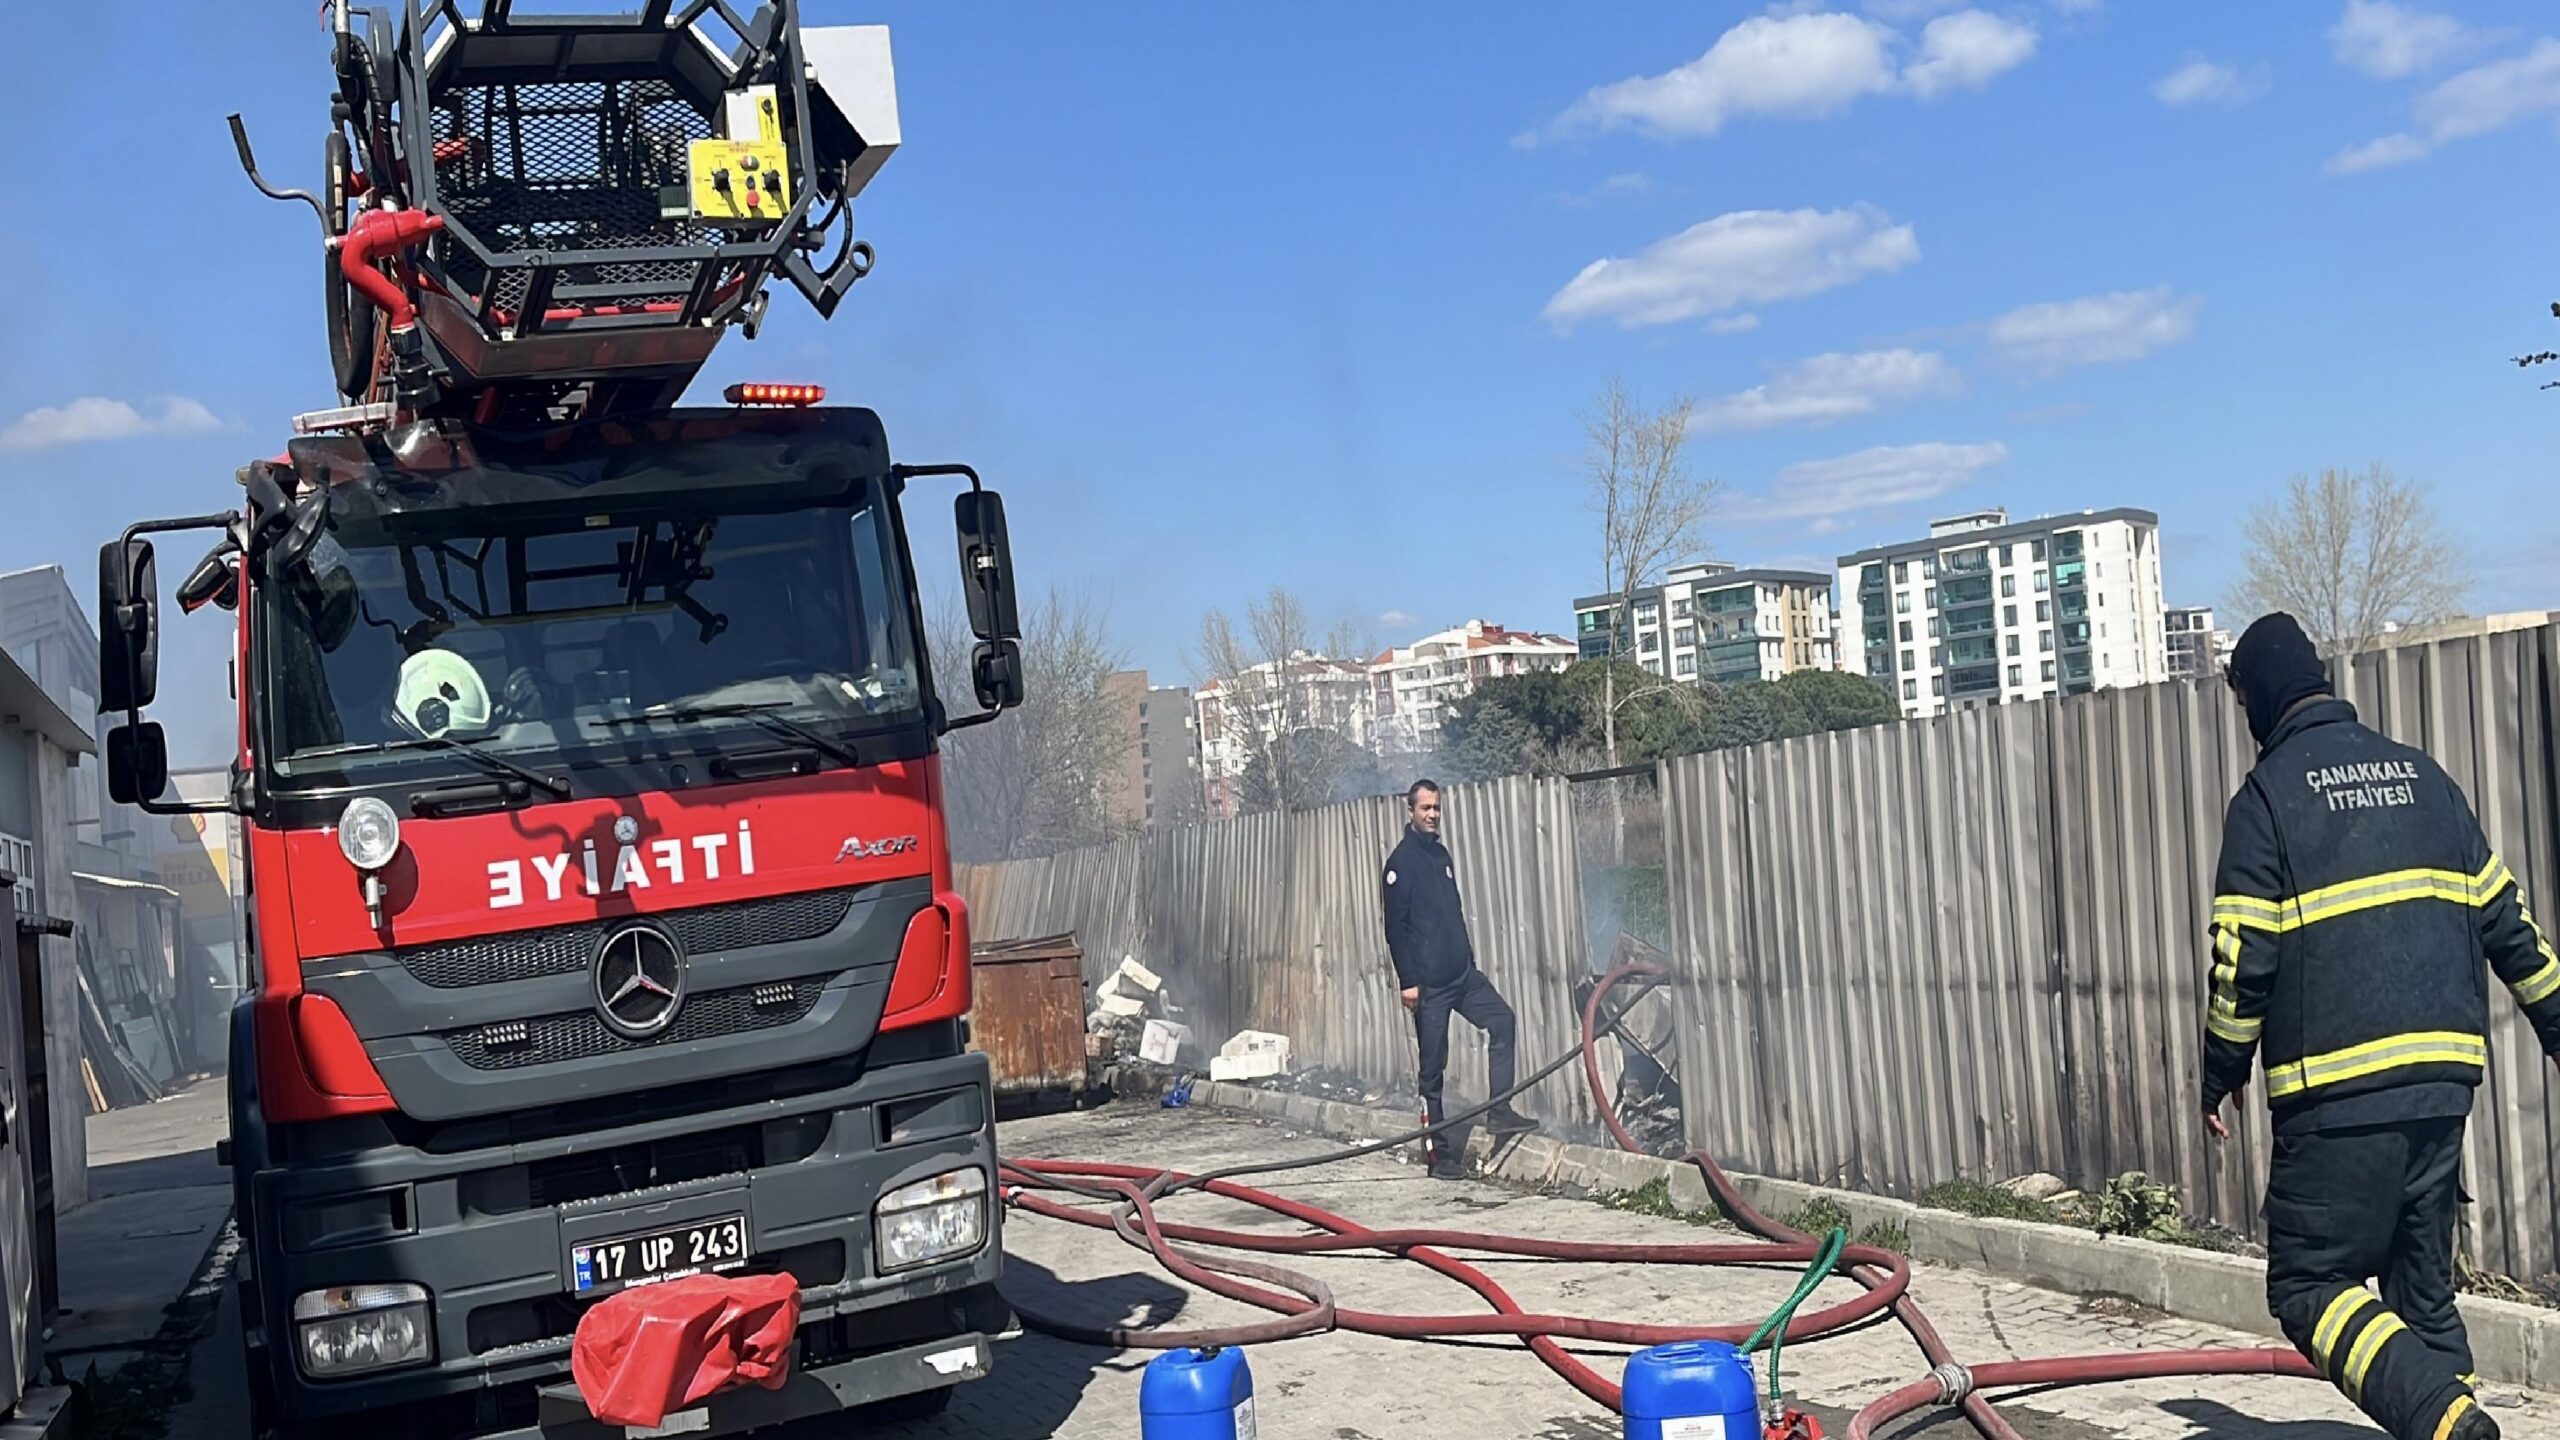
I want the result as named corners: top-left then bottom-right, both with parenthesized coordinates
top-left (127, 1090), bottom-right (2560, 1438)
top-left (58, 1077), bottom-right (231, 1369)
top-left (918, 1101), bottom-right (2560, 1440)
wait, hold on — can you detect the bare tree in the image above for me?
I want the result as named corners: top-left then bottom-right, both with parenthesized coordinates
top-left (1191, 585), bottom-right (1371, 814)
top-left (1582, 374), bottom-right (1720, 859)
top-left (2225, 465), bottom-right (2465, 656)
top-left (932, 586), bottom-right (1135, 862)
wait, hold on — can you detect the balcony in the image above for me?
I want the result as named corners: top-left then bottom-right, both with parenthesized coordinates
top-left (2053, 561), bottom-right (2086, 590)
top-left (2058, 593), bottom-right (2088, 621)
top-left (2060, 620), bottom-right (2091, 649)
top-left (2054, 532), bottom-right (2084, 561)
top-left (1947, 636), bottom-right (1998, 666)
top-left (1948, 663), bottom-right (2001, 695)
top-left (1944, 605), bottom-right (1996, 637)
top-left (1941, 548), bottom-right (1990, 575)
top-left (1939, 574), bottom-right (1994, 608)
top-left (1859, 564), bottom-right (1887, 595)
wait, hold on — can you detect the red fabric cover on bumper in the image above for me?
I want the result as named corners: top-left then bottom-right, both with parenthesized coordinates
top-left (570, 1273), bottom-right (800, 1428)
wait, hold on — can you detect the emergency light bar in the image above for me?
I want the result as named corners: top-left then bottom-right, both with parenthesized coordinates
top-left (724, 383), bottom-right (827, 407)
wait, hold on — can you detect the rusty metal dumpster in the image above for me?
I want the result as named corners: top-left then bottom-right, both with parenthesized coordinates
top-left (967, 934), bottom-right (1091, 1100)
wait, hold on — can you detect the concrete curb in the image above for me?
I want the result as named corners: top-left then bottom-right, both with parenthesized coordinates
top-left (1129, 1073), bottom-right (2559, 1389)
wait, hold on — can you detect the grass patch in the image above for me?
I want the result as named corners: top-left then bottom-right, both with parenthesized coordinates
top-left (1852, 1219), bottom-right (1909, 1255)
top-left (2456, 1254), bottom-right (2560, 1311)
top-left (1779, 1196), bottom-right (1852, 1238)
top-left (1918, 1178), bottom-right (2060, 1224)
top-left (1597, 1176), bottom-right (1729, 1228)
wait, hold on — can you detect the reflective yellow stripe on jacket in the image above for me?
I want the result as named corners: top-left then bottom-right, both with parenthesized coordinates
top-left (2264, 1031), bottom-right (2487, 1099)
top-left (2214, 859), bottom-right (2508, 935)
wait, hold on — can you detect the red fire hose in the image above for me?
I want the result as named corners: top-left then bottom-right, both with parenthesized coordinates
top-left (999, 960), bottom-right (2322, 1436)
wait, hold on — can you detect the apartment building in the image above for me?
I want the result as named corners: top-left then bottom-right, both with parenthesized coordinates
top-left (1194, 653), bottom-right (1371, 817)
top-left (2165, 606), bottom-right (2234, 681)
top-left (1100, 673), bottom-right (1204, 831)
top-left (1836, 507), bottom-right (2167, 719)
top-left (1572, 562), bottom-right (1836, 685)
top-left (1369, 620), bottom-right (1577, 759)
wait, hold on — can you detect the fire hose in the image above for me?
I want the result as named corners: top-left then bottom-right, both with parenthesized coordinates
top-left (996, 960), bottom-right (2320, 1436)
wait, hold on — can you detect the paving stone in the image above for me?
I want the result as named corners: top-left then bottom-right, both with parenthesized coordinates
top-left (953, 1102), bottom-right (2560, 1440)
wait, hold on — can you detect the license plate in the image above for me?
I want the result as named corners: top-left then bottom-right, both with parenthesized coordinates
top-left (573, 1214), bottom-right (749, 1294)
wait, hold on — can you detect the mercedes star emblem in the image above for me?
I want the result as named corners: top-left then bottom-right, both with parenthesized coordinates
top-left (593, 923), bottom-right (686, 1040)
top-left (613, 815), bottom-right (641, 845)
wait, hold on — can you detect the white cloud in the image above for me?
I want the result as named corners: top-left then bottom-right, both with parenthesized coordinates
top-left (1736, 441), bottom-right (2010, 523)
top-left (2329, 0), bottom-right (2482, 79)
top-left (1532, 8), bottom-right (2032, 143)
top-left (2325, 132), bottom-right (2430, 173)
top-left (2413, 37), bottom-right (2560, 141)
top-left (1706, 314), bottom-right (1765, 335)
top-left (1543, 205), bottom-right (1920, 331)
top-left (1378, 610), bottom-right (1422, 630)
top-left (1902, 11), bottom-right (2040, 100)
top-left (1983, 285), bottom-right (2202, 376)
top-left (1542, 11), bottom-right (1898, 141)
top-left (0, 395), bottom-right (223, 452)
top-left (2328, 38), bottom-right (2560, 174)
top-left (1692, 349), bottom-right (1961, 433)
top-left (2153, 59), bottom-right (2270, 108)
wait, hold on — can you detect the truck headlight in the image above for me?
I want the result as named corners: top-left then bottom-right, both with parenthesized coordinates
top-left (292, 1283), bottom-right (432, 1378)
top-left (336, 797), bottom-right (402, 872)
top-left (874, 1167), bottom-right (988, 1273)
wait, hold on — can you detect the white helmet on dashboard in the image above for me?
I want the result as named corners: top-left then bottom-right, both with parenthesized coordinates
top-left (393, 649), bottom-right (493, 740)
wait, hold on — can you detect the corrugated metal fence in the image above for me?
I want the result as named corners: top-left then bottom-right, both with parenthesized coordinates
top-left (958, 776), bottom-right (1612, 1133)
top-left (962, 628), bottom-right (2560, 1274)
top-left (1663, 627), bottom-right (2560, 1276)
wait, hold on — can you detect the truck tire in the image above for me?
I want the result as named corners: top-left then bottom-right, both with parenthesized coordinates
top-left (854, 1385), bottom-right (954, 1423)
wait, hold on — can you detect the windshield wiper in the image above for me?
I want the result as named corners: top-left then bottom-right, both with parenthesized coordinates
top-left (589, 702), bottom-right (860, 769)
top-left (301, 732), bottom-right (573, 801)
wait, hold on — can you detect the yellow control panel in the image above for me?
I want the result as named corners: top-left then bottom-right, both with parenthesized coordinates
top-left (688, 87), bottom-right (790, 224)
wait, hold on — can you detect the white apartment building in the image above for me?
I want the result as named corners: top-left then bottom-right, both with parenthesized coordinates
top-left (1368, 620), bottom-right (1577, 759)
top-left (1573, 563), bottom-right (1835, 685)
top-left (2165, 606), bottom-right (2234, 681)
top-left (1193, 653), bottom-right (1371, 817)
top-left (1836, 508), bottom-right (2167, 720)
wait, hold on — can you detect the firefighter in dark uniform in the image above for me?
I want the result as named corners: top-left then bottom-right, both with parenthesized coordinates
top-left (1382, 779), bottom-right (1539, 1176)
top-left (2204, 613), bottom-right (2560, 1440)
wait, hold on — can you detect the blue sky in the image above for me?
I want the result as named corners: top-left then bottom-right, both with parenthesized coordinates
top-left (4, 1), bottom-right (2558, 765)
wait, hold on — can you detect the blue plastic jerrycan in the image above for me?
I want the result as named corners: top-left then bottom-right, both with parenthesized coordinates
top-left (1622, 1339), bottom-right (1757, 1439)
top-left (1139, 1345), bottom-right (1256, 1439)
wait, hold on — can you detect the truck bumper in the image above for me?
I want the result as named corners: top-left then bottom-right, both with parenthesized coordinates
top-left (518, 1332), bottom-right (991, 1439)
top-left (240, 1045), bottom-right (1005, 1435)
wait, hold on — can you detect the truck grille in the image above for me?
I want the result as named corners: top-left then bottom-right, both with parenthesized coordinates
top-left (446, 979), bottom-right (829, 1070)
top-left (394, 889), bottom-right (857, 988)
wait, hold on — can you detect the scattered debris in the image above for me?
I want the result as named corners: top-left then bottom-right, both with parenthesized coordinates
top-left (2000, 1172), bottom-right (2068, 1202)
top-left (1209, 1029), bottom-right (1293, 1082)
top-left (1138, 1019), bottom-right (1192, 1067)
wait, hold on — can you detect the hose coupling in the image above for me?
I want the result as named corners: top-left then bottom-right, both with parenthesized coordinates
top-left (1930, 1362), bottom-right (1974, 1404)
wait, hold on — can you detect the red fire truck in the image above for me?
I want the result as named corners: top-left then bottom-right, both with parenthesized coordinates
top-left (92, 3), bottom-right (1021, 1435)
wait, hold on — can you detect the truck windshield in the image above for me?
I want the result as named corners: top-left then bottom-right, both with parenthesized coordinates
top-left (261, 483), bottom-right (923, 790)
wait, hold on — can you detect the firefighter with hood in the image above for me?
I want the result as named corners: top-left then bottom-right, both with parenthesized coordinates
top-left (2204, 612), bottom-right (2560, 1440)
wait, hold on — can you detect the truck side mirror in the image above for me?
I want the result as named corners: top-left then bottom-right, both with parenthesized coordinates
top-left (107, 722), bottom-right (170, 806)
top-left (971, 639), bottom-right (1025, 712)
top-left (98, 539), bottom-right (160, 712)
top-left (954, 490), bottom-right (1020, 643)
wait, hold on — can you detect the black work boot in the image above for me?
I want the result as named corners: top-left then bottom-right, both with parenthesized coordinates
top-left (1485, 1106), bottom-right (1540, 1137)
